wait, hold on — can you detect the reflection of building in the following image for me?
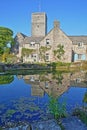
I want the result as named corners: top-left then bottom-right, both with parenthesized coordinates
top-left (17, 75), bottom-right (23, 79)
top-left (22, 73), bottom-right (71, 98)
top-left (23, 75), bottom-right (44, 97)
top-left (70, 71), bottom-right (87, 87)
top-left (15, 12), bottom-right (87, 63)
top-left (16, 71), bottom-right (87, 98)
top-left (31, 84), bottom-right (44, 97)
top-left (39, 73), bottom-right (70, 98)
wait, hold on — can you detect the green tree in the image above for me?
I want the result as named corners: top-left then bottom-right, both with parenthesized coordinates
top-left (0, 27), bottom-right (14, 55)
top-left (39, 46), bottom-right (51, 62)
top-left (54, 44), bottom-right (65, 60)
top-left (22, 48), bottom-right (35, 56)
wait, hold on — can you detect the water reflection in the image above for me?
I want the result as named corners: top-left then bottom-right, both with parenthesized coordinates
top-left (0, 75), bottom-right (14, 84)
top-left (21, 72), bottom-right (70, 98)
top-left (0, 71), bottom-right (87, 128)
top-left (83, 91), bottom-right (87, 103)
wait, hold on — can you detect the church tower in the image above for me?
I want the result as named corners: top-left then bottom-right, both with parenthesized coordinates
top-left (31, 12), bottom-right (47, 37)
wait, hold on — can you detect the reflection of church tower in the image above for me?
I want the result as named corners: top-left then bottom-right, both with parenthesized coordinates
top-left (31, 12), bottom-right (47, 37)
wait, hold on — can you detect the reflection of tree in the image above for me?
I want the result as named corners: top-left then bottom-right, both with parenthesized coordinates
top-left (39, 73), bottom-right (49, 81)
top-left (83, 91), bottom-right (87, 103)
top-left (0, 75), bottom-right (14, 84)
top-left (52, 71), bottom-right (63, 85)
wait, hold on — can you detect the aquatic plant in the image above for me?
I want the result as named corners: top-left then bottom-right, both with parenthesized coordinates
top-left (0, 127), bottom-right (2, 130)
top-left (48, 96), bottom-right (66, 120)
top-left (6, 109), bottom-right (16, 117)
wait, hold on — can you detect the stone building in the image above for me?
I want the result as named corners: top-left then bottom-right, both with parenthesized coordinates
top-left (31, 13), bottom-right (47, 37)
top-left (69, 36), bottom-right (87, 62)
top-left (15, 12), bottom-right (87, 63)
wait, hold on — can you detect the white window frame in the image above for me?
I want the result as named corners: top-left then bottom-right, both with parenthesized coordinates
top-left (30, 42), bottom-right (35, 47)
top-left (46, 39), bottom-right (50, 45)
top-left (31, 54), bottom-right (37, 61)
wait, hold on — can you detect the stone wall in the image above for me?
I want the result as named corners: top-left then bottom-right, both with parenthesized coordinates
top-left (31, 13), bottom-right (47, 37)
top-left (40, 21), bottom-right (72, 63)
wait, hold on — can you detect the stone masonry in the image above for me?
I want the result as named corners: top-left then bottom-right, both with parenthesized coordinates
top-left (15, 12), bottom-right (87, 63)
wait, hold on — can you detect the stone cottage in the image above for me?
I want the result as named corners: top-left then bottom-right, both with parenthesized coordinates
top-left (15, 12), bottom-right (87, 63)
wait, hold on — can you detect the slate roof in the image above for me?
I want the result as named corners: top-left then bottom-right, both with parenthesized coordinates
top-left (17, 32), bottom-right (27, 38)
top-left (20, 33), bottom-right (27, 38)
top-left (24, 36), bottom-right (44, 43)
top-left (68, 36), bottom-right (87, 44)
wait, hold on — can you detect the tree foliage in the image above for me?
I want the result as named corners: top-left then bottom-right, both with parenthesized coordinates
top-left (22, 48), bottom-right (35, 56)
top-left (39, 46), bottom-right (51, 61)
top-left (54, 44), bottom-right (65, 60)
top-left (0, 27), bottom-right (14, 55)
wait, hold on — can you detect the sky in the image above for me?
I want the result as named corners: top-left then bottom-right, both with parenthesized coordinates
top-left (0, 0), bottom-right (87, 37)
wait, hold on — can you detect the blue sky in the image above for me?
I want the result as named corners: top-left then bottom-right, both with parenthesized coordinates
top-left (0, 0), bottom-right (87, 36)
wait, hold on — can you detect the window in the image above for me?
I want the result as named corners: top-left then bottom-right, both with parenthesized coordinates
top-left (45, 82), bottom-right (49, 89)
top-left (46, 39), bottom-right (50, 45)
top-left (31, 54), bottom-right (37, 60)
top-left (78, 54), bottom-right (82, 60)
top-left (31, 54), bottom-right (36, 57)
top-left (37, 25), bottom-right (39, 28)
top-left (31, 54), bottom-right (33, 58)
top-left (45, 53), bottom-right (49, 61)
top-left (78, 42), bottom-right (83, 47)
top-left (30, 42), bottom-right (35, 47)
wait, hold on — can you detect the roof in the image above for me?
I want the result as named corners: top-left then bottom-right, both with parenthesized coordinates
top-left (16, 32), bottom-right (27, 38)
top-left (68, 36), bottom-right (87, 44)
top-left (20, 33), bottom-right (27, 38)
top-left (24, 36), bottom-right (44, 43)
top-left (14, 33), bottom-right (27, 42)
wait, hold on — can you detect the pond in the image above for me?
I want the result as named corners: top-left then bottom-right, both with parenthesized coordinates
top-left (0, 70), bottom-right (87, 128)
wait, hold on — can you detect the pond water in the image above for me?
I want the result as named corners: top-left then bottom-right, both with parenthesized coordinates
top-left (0, 71), bottom-right (87, 128)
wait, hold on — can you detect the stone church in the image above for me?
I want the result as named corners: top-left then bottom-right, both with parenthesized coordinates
top-left (15, 12), bottom-right (87, 63)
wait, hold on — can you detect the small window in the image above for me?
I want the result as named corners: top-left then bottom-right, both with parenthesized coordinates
top-left (31, 54), bottom-right (33, 58)
top-left (37, 25), bottom-right (39, 28)
top-left (31, 54), bottom-right (37, 58)
top-left (30, 42), bottom-right (35, 47)
top-left (78, 42), bottom-right (83, 47)
top-left (78, 54), bottom-right (82, 60)
top-left (46, 39), bottom-right (50, 45)
top-left (34, 59), bottom-right (36, 62)
top-left (45, 53), bottom-right (49, 61)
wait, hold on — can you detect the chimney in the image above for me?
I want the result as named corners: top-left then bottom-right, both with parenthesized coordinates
top-left (54, 20), bottom-right (60, 28)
